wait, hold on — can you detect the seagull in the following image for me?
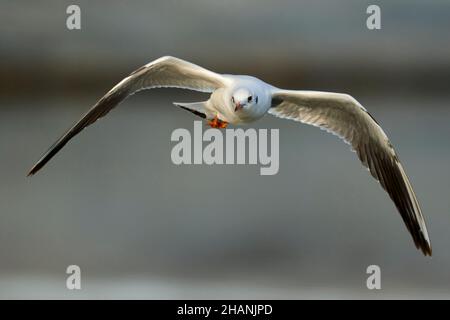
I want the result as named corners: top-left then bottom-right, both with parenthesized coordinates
top-left (28, 56), bottom-right (431, 255)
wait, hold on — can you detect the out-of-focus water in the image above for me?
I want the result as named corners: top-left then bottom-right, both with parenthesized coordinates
top-left (0, 93), bottom-right (449, 299)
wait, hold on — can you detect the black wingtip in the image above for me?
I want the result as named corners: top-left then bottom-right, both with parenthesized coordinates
top-left (414, 230), bottom-right (432, 256)
top-left (419, 240), bottom-right (432, 257)
top-left (421, 246), bottom-right (432, 257)
top-left (177, 105), bottom-right (206, 119)
top-left (27, 164), bottom-right (39, 177)
top-left (27, 157), bottom-right (47, 177)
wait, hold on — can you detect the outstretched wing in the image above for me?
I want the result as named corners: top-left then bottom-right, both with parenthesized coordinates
top-left (28, 56), bottom-right (229, 175)
top-left (269, 89), bottom-right (431, 256)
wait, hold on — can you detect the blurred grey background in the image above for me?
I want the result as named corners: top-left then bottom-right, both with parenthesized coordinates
top-left (1, 0), bottom-right (450, 299)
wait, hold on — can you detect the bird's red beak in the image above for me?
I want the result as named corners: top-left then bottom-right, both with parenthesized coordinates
top-left (234, 102), bottom-right (242, 112)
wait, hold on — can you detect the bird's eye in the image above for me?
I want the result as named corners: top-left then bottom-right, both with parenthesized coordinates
top-left (248, 96), bottom-right (252, 102)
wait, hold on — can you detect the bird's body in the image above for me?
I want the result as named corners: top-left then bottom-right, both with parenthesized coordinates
top-left (28, 56), bottom-right (432, 256)
top-left (178, 75), bottom-right (274, 126)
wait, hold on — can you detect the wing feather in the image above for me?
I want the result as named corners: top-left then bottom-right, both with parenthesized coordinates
top-left (28, 56), bottom-right (228, 175)
top-left (269, 90), bottom-right (431, 255)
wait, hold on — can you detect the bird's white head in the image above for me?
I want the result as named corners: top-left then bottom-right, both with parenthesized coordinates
top-left (231, 87), bottom-right (258, 112)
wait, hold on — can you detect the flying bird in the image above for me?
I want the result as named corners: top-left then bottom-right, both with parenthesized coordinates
top-left (28, 56), bottom-right (432, 255)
